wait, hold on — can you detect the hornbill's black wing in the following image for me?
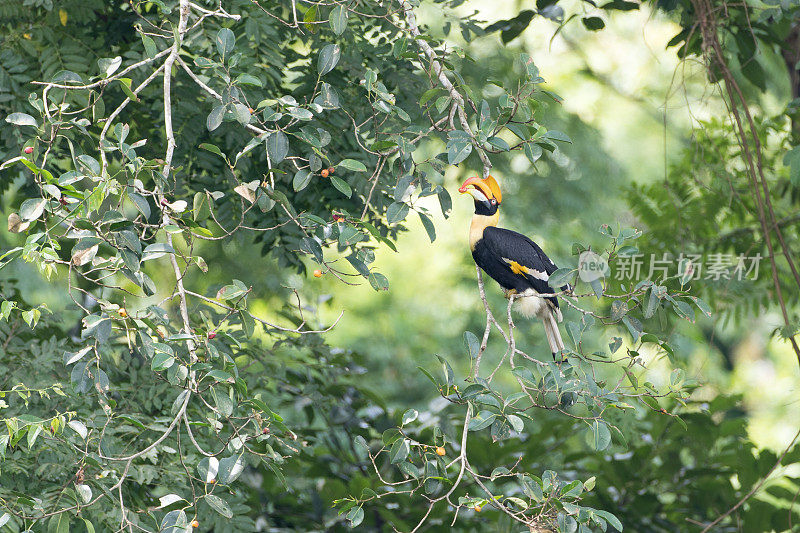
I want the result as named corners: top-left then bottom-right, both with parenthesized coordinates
top-left (481, 226), bottom-right (562, 299)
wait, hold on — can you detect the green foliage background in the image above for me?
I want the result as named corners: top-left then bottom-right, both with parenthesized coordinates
top-left (1, 0), bottom-right (800, 532)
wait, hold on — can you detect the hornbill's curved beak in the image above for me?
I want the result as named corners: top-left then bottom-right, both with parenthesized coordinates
top-left (458, 175), bottom-right (503, 204)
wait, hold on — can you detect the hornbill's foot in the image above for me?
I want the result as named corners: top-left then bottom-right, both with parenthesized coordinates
top-left (503, 289), bottom-right (517, 300)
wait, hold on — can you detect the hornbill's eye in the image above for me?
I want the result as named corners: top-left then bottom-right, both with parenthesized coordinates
top-left (490, 199), bottom-right (497, 205)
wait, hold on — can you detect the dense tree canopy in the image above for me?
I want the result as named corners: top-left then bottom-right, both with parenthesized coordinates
top-left (1, 0), bottom-right (800, 532)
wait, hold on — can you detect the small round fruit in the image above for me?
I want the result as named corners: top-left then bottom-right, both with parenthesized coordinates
top-left (191, 520), bottom-right (199, 528)
top-left (118, 308), bottom-right (128, 318)
top-left (248, 107), bottom-right (255, 114)
top-left (262, 427), bottom-right (270, 434)
top-left (313, 269), bottom-right (323, 278)
top-left (473, 505), bottom-right (482, 513)
top-left (327, 166), bottom-right (335, 174)
top-left (207, 331), bottom-right (216, 340)
top-left (435, 446), bottom-right (445, 456)
top-left (320, 168), bottom-right (329, 178)
top-left (23, 146), bottom-right (33, 154)
top-left (160, 198), bottom-right (169, 206)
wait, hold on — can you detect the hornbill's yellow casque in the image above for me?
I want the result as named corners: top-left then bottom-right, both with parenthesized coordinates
top-left (459, 175), bottom-right (567, 358)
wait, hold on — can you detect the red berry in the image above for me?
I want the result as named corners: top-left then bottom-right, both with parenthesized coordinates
top-left (327, 166), bottom-right (335, 174)
top-left (207, 332), bottom-right (216, 339)
top-left (23, 146), bottom-right (33, 154)
top-left (320, 169), bottom-right (329, 178)
top-left (160, 198), bottom-right (169, 206)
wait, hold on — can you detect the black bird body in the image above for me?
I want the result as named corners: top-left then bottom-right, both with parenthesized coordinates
top-left (460, 175), bottom-right (566, 356)
top-left (471, 226), bottom-right (560, 311)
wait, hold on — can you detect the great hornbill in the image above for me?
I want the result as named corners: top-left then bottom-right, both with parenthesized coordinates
top-left (459, 175), bottom-right (567, 358)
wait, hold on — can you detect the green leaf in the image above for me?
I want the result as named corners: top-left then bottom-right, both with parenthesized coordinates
top-left (507, 414), bottom-right (524, 432)
top-left (672, 299), bottom-right (695, 322)
top-left (784, 146), bottom-right (800, 186)
top-left (216, 28), bottom-right (235, 61)
top-left (151, 352), bottom-right (175, 371)
top-left (593, 509), bottom-right (624, 531)
top-left (468, 410), bottom-right (497, 431)
top-left (419, 88), bottom-right (443, 106)
top-left (160, 510), bottom-right (188, 533)
top-left (330, 176), bottom-right (352, 197)
top-left (338, 226), bottom-right (363, 246)
top-left (233, 103), bottom-right (251, 124)
top-left (548, 268), bottom-right (573, 287)
top-left (690, 296), bottom-right (712, 318)
top-left (289, 107), bottom-right (313, 120)
top-left (318, 44), bottom-right (341, 75)
top-left (389, 438), bottom-right (410, 464)
top-left (521, 475), bottom-right (544, 502)
top-left (301, 237), bottom-right (324, 262)
top-left (205, 494), bottom-right (233, 518)
top-left (97, 56), bottom-right (121, 77)
top-left (20, 198), bottom-right (46, 221)
top-left (26, 424), bottom-right (41, 448)
top-left (487, 136), bottom-right (510, 151)
top-left (141, 243), bottom-right (175, 261)
top-left (337, 159), bottom-right (367, 172)
top-left (418, 212), bottom-right (436, 242)
top-left (117, 78), bottom-right (138, 102)
top-left (589, 420), bottom-right (611, 450)
top-left (329, 4), bottom-right (348, 35)
top-left (266, 131), bottom-right (289, 163)
top-left (611, 300), bottom-right (629, 322)
top-left (447, 138), bottom-right (472, 164)
top-left (401, 409), bottom-right (418, 425)
top-left (235, 73), bottom-right (262, 87)
top-left (438, 187), bottom-right (452, 218)
top-left (240, 310), bottom-right (255, 337)
top-left (622, 315), bottom-right (642, 341)
top-left (386, 202), bottom-right (409, 225)
top-left (609, 336), bottom-right (622, 353)
top-left (524, 142), bottom-right (543, 163)
top-left (48, 512), bottom-right (70, 533)
top-left (644, 287), bottom-right (659, 319)
top-left (368, 271), bottom-right (389, 291)
top-left (211, 387), bottom-right (233, 417)
top-left (463, 331), bottom-right (480, 360)
top-left (582, 16), bottom-right (605, 30)
top-left (6, 112), bottom-right (38, 127)
top-left (316, 83), bottom-right (340, 109)
top-left (346, 506), bottom-right (364, 528)
top-left (207, 105), bottom-right (224, 131)
top-left (262, 106), bottom-right (281, 121)
top-left (293, 169), bottom-right (313, 191)
top-left (303, 5), bottom-right (317, 32)
top-left (141, 34), bottom-right (157, 58)
top-left (129, 192), bottom-right (151, 219)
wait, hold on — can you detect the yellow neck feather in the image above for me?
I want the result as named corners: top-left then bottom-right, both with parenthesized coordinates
top-left (469, 212), bottom-right (499, 250)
